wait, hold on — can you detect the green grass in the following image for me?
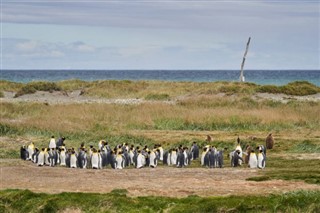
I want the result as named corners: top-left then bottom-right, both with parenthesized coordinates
top-left (1, 189), bottom-right (319, 213)
top-left (247, 157), bottom-right (320, 185)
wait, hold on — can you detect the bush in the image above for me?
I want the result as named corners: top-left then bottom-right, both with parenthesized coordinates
top-left (14, 82), bottom-right (61, 97)
top-left (257, 81), bottom-right (319, 96)
top-left (145, 93), bottom-right (170, 100)
top-left (0, 91), bottom-right (4, 98)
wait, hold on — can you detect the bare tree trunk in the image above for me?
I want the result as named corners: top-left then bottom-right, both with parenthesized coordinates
top-left (240, 37), bottom-right (251, 82)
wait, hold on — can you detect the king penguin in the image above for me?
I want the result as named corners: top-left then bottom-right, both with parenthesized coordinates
top-left (257, 150), bottom-right (266, 169)
top-left (248, 150), bottom-right (258, 168)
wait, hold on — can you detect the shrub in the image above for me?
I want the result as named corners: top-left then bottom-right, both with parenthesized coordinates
top-left (0, 91), bottom-right (4, 98)
top-left (145, 93), bottom-right (170, 100)
top-left (14, 81), bottom-right (61, 97)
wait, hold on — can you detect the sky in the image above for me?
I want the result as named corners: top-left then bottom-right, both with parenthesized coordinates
top-left (1, 0), bottom-right (319, 70)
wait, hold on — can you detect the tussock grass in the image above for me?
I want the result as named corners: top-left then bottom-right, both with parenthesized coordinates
top-left (145, 93), bottom-right (170, 100)
top-left (1, 189), bottom-right (319, 212)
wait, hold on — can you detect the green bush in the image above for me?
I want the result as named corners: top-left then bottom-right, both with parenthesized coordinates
top-left (257, 81), bottom-right (319, 96)
top-left (145, 93), bottom-right (170, 100)
top-left (14, 81), bottom-right (61, 97)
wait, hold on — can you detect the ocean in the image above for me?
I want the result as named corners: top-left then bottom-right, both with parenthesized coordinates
top-left (1, 70), bottom-right (319, 86)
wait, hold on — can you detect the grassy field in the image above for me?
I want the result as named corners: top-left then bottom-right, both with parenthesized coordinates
top-left (1, 80), bottom-right (320, 212)
top-left (1, 189), bottom-right (320, 213)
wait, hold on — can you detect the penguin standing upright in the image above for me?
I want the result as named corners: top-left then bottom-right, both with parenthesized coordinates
top-left (248, 150), bottom-right (258, 168)
top-left (44, 148), bottom-right (50, 166)
top-left (158, 145), bottom-right (164, 161)
top-left (170, 149), bottom-right (177, 166)
top-left (27, 142), bottom-right (35, 161)
top-left (60, 146), bottom-right (66, 166)
top-left (257, 150), bottom-right (266, 169)
top-left (37, 148), bottom-right (45, 166)
top-left (91, 149), bottom-right (99, 169)
top-left (20, 145), bottom-right (28, 160)
top-left (232, 150), bottom-right (243, 167)
top-left (201, 147), bottom-right (208, 166)
top-left (116, 152), bottom-right (124, 169)
top-left (70, 150), bottom-right (77, 168)
top-left (149, 150), bottom-right (157, 168)
top-left (136, 151), bottom-right (145, 169)
top-left (235, 137), bottom-right (243, 166)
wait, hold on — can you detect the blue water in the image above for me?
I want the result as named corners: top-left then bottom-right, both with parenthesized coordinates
top-left (1, 70), bottom-right (319, 86)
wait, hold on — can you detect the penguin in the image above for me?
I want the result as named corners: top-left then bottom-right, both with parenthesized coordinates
top-left (201, 147), bottom-right (208, 166)
top-left (248, 150), bottom-right (258, 168)
top-left (244, 145), bottom-right (252, 164)
top-left (176, 149), bottom-right (185, 168)
top-left (70, 150), bottom-right (77, 168)
top-left (20, 145), bottom-right (28, 160)
top-left (98, 150), bottom-right (103, 169)
top-left (167, 150), bottom-right (172, 166)
top-left (98, 140), bottom-right (105, 151)
top-left (37, 148), bottom-right (45, 166)
top-left (49, 136), bottom-right (56, 149)
top-left (136, 150), bottom-right (145, 169)
top-left (183, 147), bottom-right (189, 166)
top-left (217, 150), bottom-right (224, 168)
top-left (59, 146), bottom-right (66, 166)
top-left (149, 150), bottom-right (157, 168)
top-left (48, 148), bottom-right (56, 167)
top-left (208, 148), bottom-right (216, 168)
top-left (266, 133), bottom-right (274, 149)
top-left (129, 148), bottom-right (135, 166)
top-left (257, 150), bottom-right (266, 169)
top-left (116, 152), bottom-right (124, 169)
top-left (235, 137), bottom-right (243, 166)
top-left (27, 142), bottom-right (35, 161)
top-left (32, 148), bottom-right (39, 163)
top-left (78, 148), bottom-right (87, 169)
top-left (44, 148), bottom-right (50, 166)
top-left (170, 149), bottom-right (177, 166)
top-left (158, 145), bottom-right (164, 161)
top-left (190, 142), bottom-right (199, 160)
top-left (232, 150), bottom-right (243, 167)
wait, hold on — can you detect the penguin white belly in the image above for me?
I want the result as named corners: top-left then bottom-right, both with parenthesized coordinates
top-left (137, 154), bottom-right (144, 168)
top-left (149, 153), bottom-right (156, 168)
top-left (70, 155), bottom-right (77, 168)
top-left (37, 152), bottom-right (44, 166)
top-left (183, 151), bottom-right (188, 166)
top-left (27, 147), bottom-right (34, 160)
top-left (44, 152), bottom-right (50, 165)
top-left (201, 152), bottom-right (206, 166)
top-left (60, 152), bottom-right (66, 166)
top-left (91, 154), bottom-right (99, 169)
top-left (116, 156), bottom-right (123, 169)
top-left (235, 145), bottom-right (243, 165)
top-left (167, 153), bottom-right (171, 166)
top-left (159, 148), bottom-right (164, 161)
top-left (171, 152), bottom-right (177, 166)
top-left (257, 154), bottom-right (265, 169)
top-left (249, 154), bottom-right (258, 168)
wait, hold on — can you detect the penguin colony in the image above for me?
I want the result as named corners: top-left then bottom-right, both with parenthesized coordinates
top-left (20, 135), bottom-right (270, 169)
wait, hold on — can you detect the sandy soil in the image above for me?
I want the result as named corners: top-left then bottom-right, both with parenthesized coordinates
top-left (1, 160), bottom-right (319, 197)
top-left (1, 90), bottom-right (319, 105)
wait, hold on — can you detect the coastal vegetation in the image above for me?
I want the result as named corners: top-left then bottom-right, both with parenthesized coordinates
top-left (1, 79), bottom-right (319, 212)
top-left (1, 80), bottom-right (319, 98)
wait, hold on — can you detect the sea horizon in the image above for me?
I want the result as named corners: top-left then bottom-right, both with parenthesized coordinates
top-left (1, 69), bottom-right (319, 86)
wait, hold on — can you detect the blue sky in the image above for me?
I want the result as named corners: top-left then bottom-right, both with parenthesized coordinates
top-left (1, 0), bottom-right (319, 70)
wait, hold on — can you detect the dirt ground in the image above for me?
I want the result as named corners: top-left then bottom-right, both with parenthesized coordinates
top-left (1, 160), bottom-right (319, 197)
